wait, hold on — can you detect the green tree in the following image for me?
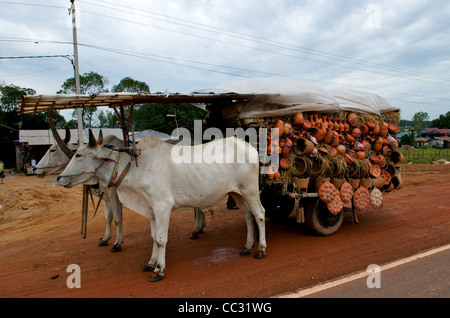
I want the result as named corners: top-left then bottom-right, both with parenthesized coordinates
top-left (111, 77), bottom-right (150, 94)
top-left (57, 71), bottom-right (109, 128)
top-left (1, 83), bottom-right (66, 142)
top-left (412, 111), bottom-right (430, 131)
top-left (431, 111), bottom-right (450, 129)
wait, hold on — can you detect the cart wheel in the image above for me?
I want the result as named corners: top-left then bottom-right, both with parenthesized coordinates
top-left (260, 190), bottom-right (295, 221)
top-left (304, 198), bottom-right (343, 236)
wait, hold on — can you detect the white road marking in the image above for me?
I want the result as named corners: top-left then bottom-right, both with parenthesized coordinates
top-left (273, 243), bottom-right (450, 298)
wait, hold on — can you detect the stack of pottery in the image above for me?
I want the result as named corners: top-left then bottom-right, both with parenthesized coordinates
top-left (265, 111), bottom-right (403, 200)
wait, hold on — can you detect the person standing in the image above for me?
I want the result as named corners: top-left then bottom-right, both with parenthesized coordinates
top-left (0, 159), bottom-right (5, 184)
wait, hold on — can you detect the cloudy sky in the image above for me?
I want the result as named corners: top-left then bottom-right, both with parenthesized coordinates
top-left (1, 0), bottom-right (449, 121)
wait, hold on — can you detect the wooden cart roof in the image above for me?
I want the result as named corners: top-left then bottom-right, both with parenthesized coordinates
top-left (18, 92), bottom-right (253, 115)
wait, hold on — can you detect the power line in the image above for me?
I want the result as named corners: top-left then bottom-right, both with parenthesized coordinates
top-left (79, 0), bottom-right (450, 83)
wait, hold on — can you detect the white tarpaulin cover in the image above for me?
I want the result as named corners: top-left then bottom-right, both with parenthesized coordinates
top-left (193, 77), bottom-right (341, 119)
top-left (330, 89), bottom-right (400, 115)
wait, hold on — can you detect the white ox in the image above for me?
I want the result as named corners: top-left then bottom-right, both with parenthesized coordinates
top-left (34, 129), bottom-right (126, 251)
top-left (57, 129), bottom-right (267, 281)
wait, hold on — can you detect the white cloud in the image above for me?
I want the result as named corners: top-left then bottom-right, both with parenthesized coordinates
top-left (1, 0), bottom-right (449, 120)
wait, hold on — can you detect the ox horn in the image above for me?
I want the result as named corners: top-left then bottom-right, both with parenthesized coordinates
top-left (88, 129), bottom-right (97, 147)
top-left (97, 129), bottom-right (103, 145)
top-left (64, 127), bottom-right (71, 144)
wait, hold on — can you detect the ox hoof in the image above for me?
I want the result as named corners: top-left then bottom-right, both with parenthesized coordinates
top-left (98, 240), bottom-right (108, 247)
top-left (190, 232), bottom-right (199, 240)
top-left (148, 271), bottom-right (164, 282)
top-left (239, 248), bottom-right (252, 256)
top-left (141, 264), bottom-right (155, 272)
top-left (254, 250), bottom-right (266, 259)
top-left (110, 244), bottom-right (121, 252)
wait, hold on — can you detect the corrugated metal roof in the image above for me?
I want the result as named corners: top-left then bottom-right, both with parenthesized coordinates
top-left (19, 128), bottom-right (124, 145)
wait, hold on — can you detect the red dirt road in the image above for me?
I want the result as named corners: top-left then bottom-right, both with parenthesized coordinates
top-left (0, 164), bottom-right (449, 298)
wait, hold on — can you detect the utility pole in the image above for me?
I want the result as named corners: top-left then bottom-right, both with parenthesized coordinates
top-left (69, 0), bottom-right (84, 145)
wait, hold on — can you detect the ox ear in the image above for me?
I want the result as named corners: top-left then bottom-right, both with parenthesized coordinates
top-left (89, 129), bottom-right (98, 148)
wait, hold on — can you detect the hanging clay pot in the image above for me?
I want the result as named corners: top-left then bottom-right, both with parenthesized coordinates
top-left (267, 166), bottom-right (275, 180)
top-left (349, 178), bottom-right (360, 189)
top-left (294, 138), bottom-right (314, 155)
top-left (372, 176), bottom-right (384, 190)
top-left (353, 187), bottom-right (370, 211)
top-left (372, 123), bottom-right (381, 135)
top-left (281, 138), bottom-right (293, 157)
top-left (331, 131), bottom-right (340, 147)
top-left (314, 127), bottom-right (326, 142)
top-left (351, 127), bottom-right (361, 139)
top-left (366, 121), bottom-right (376, 130)
top-left (331, 178), bottom-right (345, 190)
top-left (274, 171), bottom-right (281, 181)
top-left (388, 123), bottom-right (400, 134)
top-left (390, 151), bottom-right (404, 164)
top-left (347, 112), bottom-right (359, 126)
top-left (391, 176), bottom-right (403, 190)
top-left (336, 144), bottom-right (346, 154)
top-left (345, 133), bottom-right (356, 145)
top-left (293, 177), bottom-right (309, 191)
top-left (302, 119), bottom-right (312, 130)
top-left (382, 145), bottom-right (390, 156)
top-left (384, 182), bottom-right (394, 193)
top-left (344, 120), bottom-right (350, 132)
top-left (280, 157), bottom-right (291, 170)
top-left (314, 177), bottom-right (331, 193)
top-left (284, 123), bottom-right (293, 136)
top-left (340, 181), bottom-right (354, 204)
top-left (293, 112), bottom-right (304, 126)
top-left (360, 125), bottom-right (369, 136)
top-left (323, 129), bottom-right (333, 144)
top-left (356, 151), bottom-right (366, 160)
top-left (369, 163), bottom-right (381, 178)
top-left (293, 155), bottom-right (311, 177)
top-left (360, 177), bottom-right (373, 190)
top-left (373, 137), bottom-right (383, 152)
top-left (329, 147), bottom-right (338, 158)
top-left (339, 121), bottom-right (345, 132)
top-left (380, 121), bottom-right (389, 137)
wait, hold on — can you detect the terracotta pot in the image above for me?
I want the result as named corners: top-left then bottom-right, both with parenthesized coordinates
top-left (267, 166), bottom-right (275, 179)
top-left (293, 155), bottom-right (311, 177)
top-left (345, 133), bottom-right (355, 144)
top-left (284, 123), bottom-right (292, 136)
top-left (349, 178), bottom-right (360, 189)
top-left (331, 178), bottom-right (345, 189)
top-left (314, 177), bottom-right (330, 192)
top-left (273, 120), bottom-right (284, 137)
top-left (344, 121), bottom-right (350, 132)
top-left (331, 131), bottom-right (340, 147)
top-left (370, 163), bottom-right (381, 178)
top-left (314, 127), bottom-right (326, 142)
top-left (385, 163), bottom-right (396, 176)
top-left (372, 123), bottom-right (381, 135)
top-left (294, 138), bottom-right (314, 155)
top-left (366, 121), bottom-right (376, 130)
top-left (293, 112), bottom-right (304, 126)
top-left (388, 123), bottom-right (400, 134)
top-left (330, 147), bottom-right (338, 158)
top-left (336, 144), bottom-right (346, 154)
top-left (293, 177), bottom-right (310, 191)
top-left (360, 125), bottom-right (369, 136)
top-left (373, 137), bottom-right (383, 152)
top-left (381, 170), bottom-right (392, 185)
top-left (360, 177), bottom-right (373, 190)
top-left (383, 182), bottom-right (394, 192)
top-left (280, 157), bottom-right (290, 170)
top-left (372, 176), bottom-right (384, 190)
top-left (339, 121), bottom-right (345, 132)
top-left (302, 119), bottom-right (312, 130)
top-left (380, 121), bottom-right (389, 137)
top-left (390, 151), bottom-right (404, 164)
top-left (344, 153), bottom-right (354, 165)
top-left (323, 129), bottom-right (333, 144)
top-left (391, 176), bottom-right (403, 190)
top-left (351, 127), bottom-right (361, 139)
top-left (274, 171), bottom-right (281, 181)
top-left (347, 112), bottom-right (359, 126)
top-left (281, 138), bottom-right (293, 157)
top-left (357, 151), bottom-right (366, 160)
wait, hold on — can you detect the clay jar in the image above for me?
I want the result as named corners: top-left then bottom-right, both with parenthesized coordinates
top-left (314, 127), bottom-right (327, 142)
top-left (351, 127), bottom-right (361, 139)
top-left (373, 137), bottom-right (383, 152)
top-left (284, 123), bottom-right (293, 136)
top-left (293, 112), bottom-right (304, 126)
top-left (323, 129), bottom-right (333, 144)
top-left (273, 120), bottom-right (284, 137)
top-left (347, 112), bottom-right (359, 126)
top-left (281, 138), bottom-right (293, 156)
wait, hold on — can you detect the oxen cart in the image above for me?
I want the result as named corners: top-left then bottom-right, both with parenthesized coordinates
top-left (18, 77), bottom-right (404, 243)
top-left (192, 77), bottom-right (404, 235)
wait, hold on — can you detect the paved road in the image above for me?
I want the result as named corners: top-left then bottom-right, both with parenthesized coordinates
top-left (278, 244), bottom-right (450, 298)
